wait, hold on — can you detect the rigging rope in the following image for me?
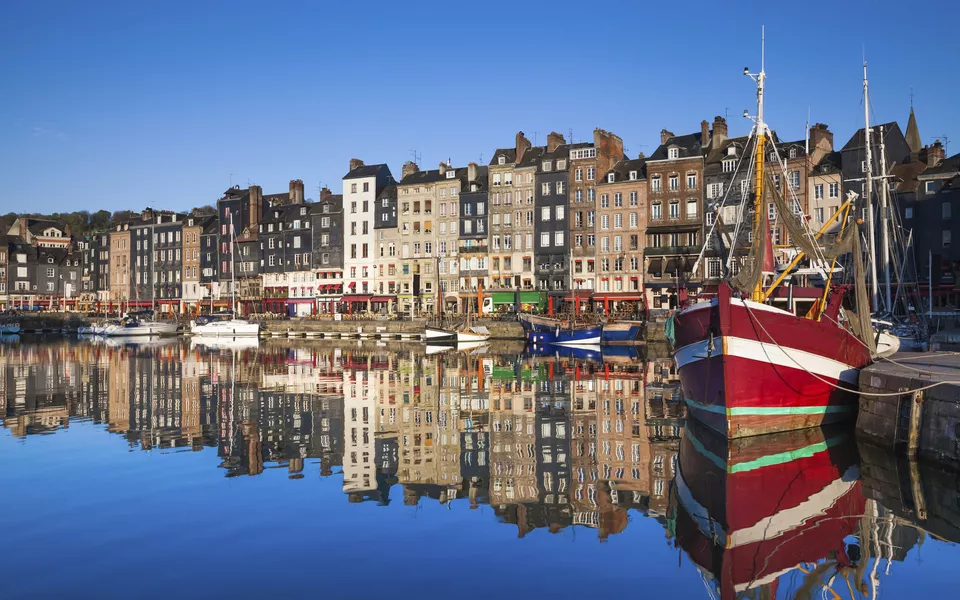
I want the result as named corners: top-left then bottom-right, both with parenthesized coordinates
top-left (742, 303), bottom-right (960, 398)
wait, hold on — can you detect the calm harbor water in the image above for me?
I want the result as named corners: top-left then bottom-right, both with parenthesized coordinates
top-left (0, 338), bottom-right (957, 599)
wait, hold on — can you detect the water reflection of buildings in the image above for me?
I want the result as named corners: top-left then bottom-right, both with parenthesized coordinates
top-left (3, 340), bottom-right (955, 595)
top-left (1, 341), bottom-right (689, 541)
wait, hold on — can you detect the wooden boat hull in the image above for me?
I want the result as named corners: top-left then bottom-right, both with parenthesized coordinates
top-left (673, 285), bottom-right (871, 438)
top-left (424, 326), bottom-right (457, 343)
top-left (599, 321), bottom-right (643, 344)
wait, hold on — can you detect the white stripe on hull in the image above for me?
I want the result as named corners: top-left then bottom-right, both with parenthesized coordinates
top-left (553, 335), bottom-right (601, 346)
top-left (674, 336), bottom-right (859, 384)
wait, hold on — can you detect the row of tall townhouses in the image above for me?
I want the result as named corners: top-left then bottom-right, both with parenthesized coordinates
top-left (6, 107), bottom-right (959, 314)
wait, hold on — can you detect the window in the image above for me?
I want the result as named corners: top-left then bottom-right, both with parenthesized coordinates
top-left (943, 202), bottom-right (952, 220)
top-left (541, 182), bottom-right (550, 195)
top-left (493, 173), bottom-right (501, 186)
top-left (668, 147), bottom-right (679, 159)
top-left (587, 167), bottom-right (595, 180)
top-left (944, 230), bottom-right (952, 248)
top-left (575, 189), bottom-right (582, 202)
top-left (723, 159), bottom-right (735, 173)
top-left (542, 161), bottom-right (552, 171)
top-left (707, 258), bottom-right (721, 278)
top-left (555, 181), bottom-right (565, 195)
top-left (46, 268), bottom-right (54, 277)
top-left (861, 160), bottom-right (867, 173)
top-left (707, 182), bottom-right (725, 199)
top-left (669, 175), bottom-right (679, 191)
top-left (601, 215), bottom-right (609, 229)
top-left (575, 168), bottom-right (582, 181)
top-left (614, 193), bottom-right (623, 207)
top-left (629, 170), bottom-right (637, 181)
top-left (351, 183), bottom-right (357, 193)
top-left (789, 147), bottom-right (798, 159)
top-left (557, 159), bottom-right (566, 170)
top-left (706, 211), bottom-right (715, 226)
top-left (601, 237), bottom-right (610, 252)
top-left (541, 232), bottom-right (550, 247)
top-left (629, 191), bottom-right (638, 206)
top-left (652, 203), bottom-right (662, 220)
top-left (686, 200), bottom-right (698, 219)
top-left (789, 171), bottom-right (800, 189)
top-left (629, 212), bottom-right (638, 228)
top-left (686, 173), bottom-right (697, 190)
top-left (669, 201), bottom-right (680, 219)
top-left (498, 155), bottom-right (506, 165)
top-left (815, 208), bottom-right (825, 223)
top-left (651, 176), bottom-right (661, 192)
top-left (556, 206), bottom-right (564, 220)
top-left (614, 214), bottom-right (622, 228)
top-left (587, 188), bottom-right (595, 202)
top-left (600, 194), bottom-right (609, 208)
top-left (541, 207), bottom-right (551, 221)
top-left (927, 181), bottom-right (938, 194)
top-left (554, 231), bottom-right (564, 246)
top-left (905, 207), bottom-right (914, 219)
top-left (814, 184), bottom-right (824, 200)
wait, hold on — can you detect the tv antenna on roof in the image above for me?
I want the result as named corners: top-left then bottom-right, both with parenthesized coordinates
top-left (531, 131), bottom-right (540, 146)
top-left (568, 128), bottom-right (574, 144)
top-left (936, 135), bottom-right (949, 155)
top-left (409, 149), bottom-right (422, 165)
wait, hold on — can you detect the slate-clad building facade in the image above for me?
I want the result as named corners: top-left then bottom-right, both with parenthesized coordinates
top-left (534, 133), bottom-right (573, 304)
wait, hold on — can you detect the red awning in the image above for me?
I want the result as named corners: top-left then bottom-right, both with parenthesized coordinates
top-left (348, 281), bottom-right (357, 289)
top-left (370, 295), bottom-right (395, 303)
top-left (592, 293), bottom-right (644, 301)
top-left (345, 295), bottom-right (372, 303)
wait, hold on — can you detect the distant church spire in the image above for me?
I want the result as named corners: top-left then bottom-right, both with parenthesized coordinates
top-left (905, 100), bottom-right (922, 155)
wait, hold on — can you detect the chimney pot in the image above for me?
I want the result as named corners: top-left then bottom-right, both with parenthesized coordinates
top-left (660, 129), bottom-right (675, 145)
top-left (515, 131), bottom-right (531, 164)
top-left (349, 158), bottom-right (365, 172)
top-left (701, 120), bottom-right (711, 149)
top-left (401, 161), bottom-right (420, 179)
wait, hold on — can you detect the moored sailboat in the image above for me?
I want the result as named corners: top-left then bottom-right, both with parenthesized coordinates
top-left (672, 33), bottom-right (893, 438)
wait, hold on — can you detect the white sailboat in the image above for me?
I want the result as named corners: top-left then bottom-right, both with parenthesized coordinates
top-left (190, 213), bottom-right (260, 337)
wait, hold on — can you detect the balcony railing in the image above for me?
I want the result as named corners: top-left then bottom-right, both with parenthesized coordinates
top-left (459, 246), bottom-right (488, 254)
top-left (644, 245), bottom-right (701, 256)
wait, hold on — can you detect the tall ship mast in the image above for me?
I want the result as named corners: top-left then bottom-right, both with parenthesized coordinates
top-left (671, 30), bottom-right (898, 438)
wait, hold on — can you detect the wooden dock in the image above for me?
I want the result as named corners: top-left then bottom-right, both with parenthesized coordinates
top-left (856, 352), bottom-right (960, 468)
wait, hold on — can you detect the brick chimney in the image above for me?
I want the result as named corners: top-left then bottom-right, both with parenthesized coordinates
top-left (927, 141), bottom-right (945, 167)
top-left (638, 152), bottom-right (645, 159)
top-left (594, 128), bottom-right (624, 177)
top-left (660, 129), bottom-right (675, 145)
top-left (808, 123), bottom-right (834, 152)
top-left (547, 132), bottom-right (566, 152)
top-left (349, 158), bottom-right (365, 172)
top-left (289, 179), bottom-right (304, 204)
top-left (248, 185), bottom-right (263, 229)
top-left (401, 161), bottom-right (420, 179)
top-left (467, 161), bottom-right (477, 183)
top-left (64, 224), bottom-right (72, 238)
top-left (320, 187), bottom-right (333, 202)
top-left (515, 131), bottom-right (531, 164)
top-left (712, 116), bottom-right (728, 147)
top-left (438, 161), bottom-right (447, 176)
top-left (701, 120), bottom-right (711, 149)
top-left (18, 218), bottom-right (27, 239)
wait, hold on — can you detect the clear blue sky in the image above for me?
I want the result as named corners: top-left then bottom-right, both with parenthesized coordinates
top-left (2, 0), bottom-right (957, 214)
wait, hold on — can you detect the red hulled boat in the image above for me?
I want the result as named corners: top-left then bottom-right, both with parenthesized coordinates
top-left (671, 36), bottom-right (892, 438)
top-left (674, 284), bottom-right (874, 437)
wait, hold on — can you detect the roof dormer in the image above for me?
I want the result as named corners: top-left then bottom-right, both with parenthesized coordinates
top-left (668, 147), bottom-right (679, 160)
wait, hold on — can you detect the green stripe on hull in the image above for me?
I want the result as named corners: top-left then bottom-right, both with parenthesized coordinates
top-left (684, 397), bottom-right (856, 416)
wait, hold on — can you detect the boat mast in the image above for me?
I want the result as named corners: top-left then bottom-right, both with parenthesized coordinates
top-left (878, 125), bottom-right (893, 312)
top-left (746, 27), bottom-right (767, 303)
top-left (863, 60), bottom-right (879, 312)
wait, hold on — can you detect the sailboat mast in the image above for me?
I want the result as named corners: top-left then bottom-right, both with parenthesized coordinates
top-left (749, 27), bottom-right (767, 303)
top-left (878, 125), bottom-right (893, 312)
top-left (863, 60), bottom-right (879, 312)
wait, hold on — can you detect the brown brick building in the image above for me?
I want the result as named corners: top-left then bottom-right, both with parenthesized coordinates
top-left (644, 129), bottom-right (705, 313)
top-left (594, 157), bottom-right (648, 314)
top-left (108, 223), bottom-right (131, 306)
top-left (569, 129), bottom-right (624, 306)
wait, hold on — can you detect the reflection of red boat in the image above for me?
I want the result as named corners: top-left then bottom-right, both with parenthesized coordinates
top-left (674, 421), bottom-right (865, 600)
